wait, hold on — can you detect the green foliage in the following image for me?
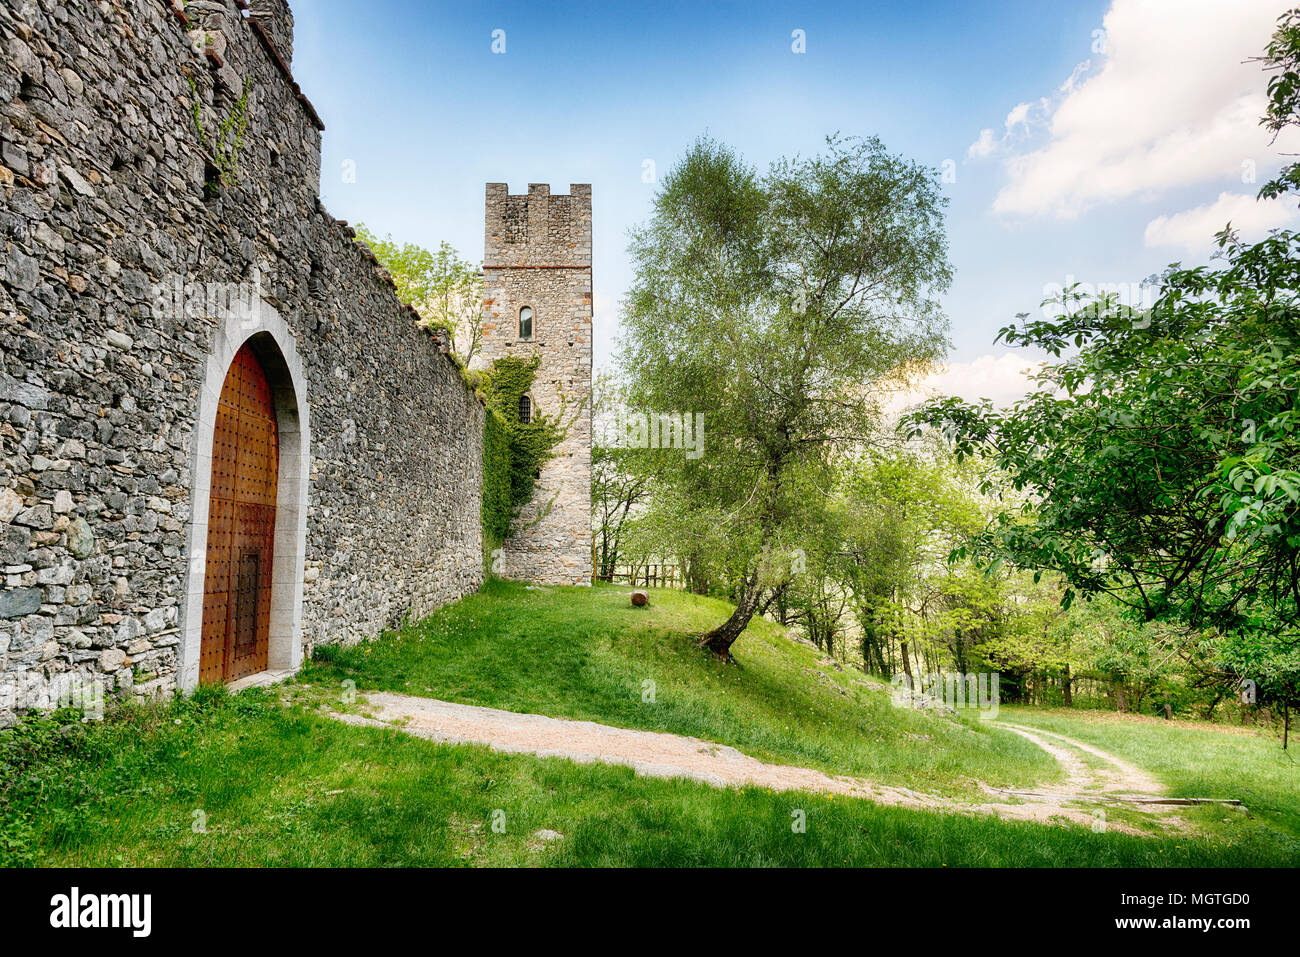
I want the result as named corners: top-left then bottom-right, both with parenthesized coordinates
top-left (187, 75), bottom-right (250, 198)
top-left (591, 372), bottom-right (654, 580)
top-left (1258, 7), bottom-right (1300, 201)
top-left (622, 133), bottom-right (952, 652)
top-left (831, 442), bottom-right (991, 674)
top-left (481, 407), bottom-right (513, 551)
top-left (0, 709), bottom-right (95, 865)
top-left (914, 219), bottom-right (1300, 715)
top-left (478, 356), bottom-right (566, 556)
top-left (910, 11), bottom-right (1300, 729)
top-left (353, 227), bottom-right (484, 363)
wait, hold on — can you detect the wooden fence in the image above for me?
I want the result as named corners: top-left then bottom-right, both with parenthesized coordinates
top-left (594, 564), bottom-right (684, 589)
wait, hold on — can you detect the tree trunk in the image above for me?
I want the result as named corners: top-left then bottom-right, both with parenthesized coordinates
top-left (1062, 663), bottom-right (1073, 708)
top-left (698, 576), bottom-right (763, 660)
top-left (684, 550), bottom-right (710, 595)
top-left (952, 636), bottom-right (968, 680)
top-left (691, 561), bottom-right (710, 595)
top-left (901, 639), bottom-right (915, 688)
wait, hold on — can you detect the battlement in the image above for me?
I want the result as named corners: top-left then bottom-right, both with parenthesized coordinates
top-left (484, 184), bottom-right (592, 268)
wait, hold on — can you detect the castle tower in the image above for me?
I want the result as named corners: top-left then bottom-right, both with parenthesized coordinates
top-left (479, 184), bottom-right (593, 585)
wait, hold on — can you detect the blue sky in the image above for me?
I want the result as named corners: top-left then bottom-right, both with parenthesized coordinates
top-left (291, 0), bottom-right (1298, 401)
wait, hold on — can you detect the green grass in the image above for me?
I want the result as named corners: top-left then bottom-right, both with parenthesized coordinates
top-left (303, 580), bottom-right (1054, 798)
top-left (3, 686), bottom-right (1291, 868)
top-left (3, 581), bottom-right (1297, 867)
top-left (994, 706), bottom-right (1300, 861)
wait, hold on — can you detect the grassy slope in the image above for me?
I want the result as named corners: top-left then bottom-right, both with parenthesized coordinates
top-left (998, 706), bottom-right (1300, 860)
top-left (304, 580), bottom-right (1053, 798)
top-left (6, 686), bottom-right (1291, 867)
top-left (4, 582), bottom-right (1296, 867)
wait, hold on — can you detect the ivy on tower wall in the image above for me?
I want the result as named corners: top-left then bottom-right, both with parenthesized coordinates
top-left (479, 356), bottom-right (565, 561)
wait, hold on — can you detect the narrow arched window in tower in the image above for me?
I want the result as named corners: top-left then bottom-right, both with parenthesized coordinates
top-left (519, 394), bottom-right (532, 424)
top-left (518, 305), bottom-right (533, 339)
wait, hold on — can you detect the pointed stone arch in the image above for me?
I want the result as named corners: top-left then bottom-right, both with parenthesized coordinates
top-left (179, 300), bottom-right (311, 692)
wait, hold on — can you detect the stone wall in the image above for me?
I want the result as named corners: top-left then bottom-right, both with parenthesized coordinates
top-left (478, 184), bottom-right (592, 586)
top-left (0, 0), bottom-right (485, 723)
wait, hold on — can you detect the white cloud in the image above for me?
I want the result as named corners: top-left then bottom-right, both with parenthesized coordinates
top-left (984, 0), bottom-right (1297, 219)
top-left (967, 99), bottom-right (1052, 159)
top-left (1004, 101), bottom-right (1033, 133)
top-left (885, 354), bottom-right (1044, 419)
top-left (968, 128), bottom-right (997, 160)
top-left (1057, 60), bottom-right (1092, 96)
top-left (1144, 191), bottom-right (1300, 253)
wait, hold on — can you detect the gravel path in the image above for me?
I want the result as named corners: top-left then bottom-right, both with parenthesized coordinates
top-left (331, 691), bottom-right (1179, 834)
top-left (332, 691), bottom-right (945, 809)
top-left (1000, 723), bottom-right (1164, 797)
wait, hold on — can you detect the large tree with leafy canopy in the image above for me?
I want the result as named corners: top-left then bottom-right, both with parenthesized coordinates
top-left (621, 134), bottom-right (951, 658)
top-left (914, 9), bottom-right (1300, 741)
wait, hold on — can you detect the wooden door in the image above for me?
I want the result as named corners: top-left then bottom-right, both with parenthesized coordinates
top-left (200, 343), bottom-right (279, 684)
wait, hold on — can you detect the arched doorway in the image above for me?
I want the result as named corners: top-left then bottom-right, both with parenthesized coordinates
top-left (180, 301), bottom-right (310, 694)
top-left (200, 343), bottom-right (279, 683)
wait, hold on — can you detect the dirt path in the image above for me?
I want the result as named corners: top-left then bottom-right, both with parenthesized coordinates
top-left (995, 725), bottom-right (1097, 793)
top-left (330, 691), bottom-right (1179, 834)
top-left (969, 723), bottom-right (1181, 831)
top-left (999, 723), bottom-right (1164, 797)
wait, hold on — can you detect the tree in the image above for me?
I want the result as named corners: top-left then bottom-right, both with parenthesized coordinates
top-left (591, 372), bottom-right (653, 580)
top-left (835, 442), bottom-right (986, 676)
top-left (781, 483), bottom-right (852, 657)
top-left (622, 134), bottom-right (951, 658)
top-left (1257, 7), bottom-right (1300, 201)
top-left (354, 227), bottom-right (484, 365)
top-left (913, 9), bottom-right (1300, 741)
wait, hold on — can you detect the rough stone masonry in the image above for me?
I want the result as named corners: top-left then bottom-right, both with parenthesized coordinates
top-left (477, 183), bottom-right (593, 586)
top-left (0, 0), bottom-right (504, 723)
